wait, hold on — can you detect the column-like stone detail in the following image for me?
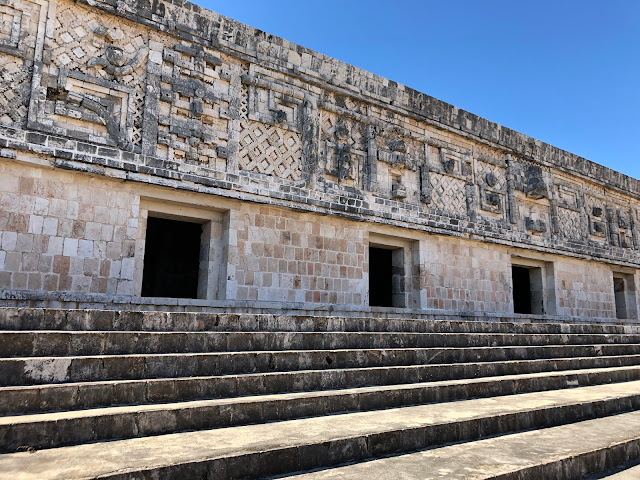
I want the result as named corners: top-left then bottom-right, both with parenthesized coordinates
top-left (606, 206), bottom-right (619, 246)
top-left (141, 41), bottom-right (162, 156)
top-left (364, 123), bottom-right (377, 192)
top-left (549, 174), bottom-right (560, 235)
top-left (301, 96), bottom-right (320, 186)
top-left (506, 155), bottom-right (518, 224)
top-left (225, 65), bottom-right (244, 174)
top-left (577, 192), bottom-right (589, 240)
top-left (631, 208), bottom-right (639, 249)
top-left (464, 154), bottom-right (477, 222)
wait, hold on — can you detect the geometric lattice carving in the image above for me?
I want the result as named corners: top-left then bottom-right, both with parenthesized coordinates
top-left (477, 159), bottom-right (506, 215)
top-left (0, 3), bottom-right (22, 49)
top-left (430, 172), bottom-right (467, 216)
top-left (0, 53), bottom-right (30, 126)
top-left (155, 43), bottom-right (228, 167)
top-left (0, 0), bottom-right (47, 56)
top-left (0, 0), bottom-right (49, 128)
top-left (239, 119), bottom-right (302, 181)
top-left (557, 206), bottom-right (583, 240)
top-left (477, 160), bottom-right (506, 191)
top-left (30, 0), bottom-right (147, 148)
top-left (584, 193), bottom-right (608, 240)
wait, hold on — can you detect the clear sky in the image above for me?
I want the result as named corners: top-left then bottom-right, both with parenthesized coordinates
top-left (203, 0), bottom-right (640, 180)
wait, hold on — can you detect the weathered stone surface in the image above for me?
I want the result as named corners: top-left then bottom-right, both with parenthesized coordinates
top-left (1, 308), bottom-right (640, 477)
top-left (0, 0), bottom-right (639, 318)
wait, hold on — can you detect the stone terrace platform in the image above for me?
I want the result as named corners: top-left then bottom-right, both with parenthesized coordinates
top-left (1, 308), bottom-right (640, 479)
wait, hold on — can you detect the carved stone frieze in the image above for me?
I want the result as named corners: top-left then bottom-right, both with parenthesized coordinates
top-left (476, 158), bottom-right (507, 216)
top-left (0, 52), bottom-right (30, 126)
top-left (148, 42), bottom-right (229, 166)
top-left (320, 112), bottom-right (365, 186)
top-left (585, 193), bottom-right (609, 241)
top-left (0, 0), bottom-right (638, 267)
top-left (242, 72), bottom-right (303, 133)
top-left (0, 0), bottom-right (52, 127)
top-left (553, 183), bottom-right (585, 241)
top-left (88, 45), bottom-right (148, 78)
top-left (238, 119), bottom-right (303, 181)
top-left (374, 131), bottom-right (423, 202)
top-left (28, 0), bottom-right (147, 149)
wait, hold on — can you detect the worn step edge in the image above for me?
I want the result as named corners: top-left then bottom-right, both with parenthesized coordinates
top-left (4, 352), bottom-right (640, 386)
top-left (4, 361), bottom-right (640, 416)
top-left (4, 308), bottom-right (640, 335)
top-left (4, 331), bottom-right (640, 357)
top-left (589, 460), bottom-right (640, 479)
top-left (280, 411), bottom-right (640, 480)
top-left (3, 365), bottom-right (640, 450)
top-left (5, 330), bottom-right (640, 356)
top-left (2, 382), bottom-right (640, 480)
top-left (5, 344), bottom-right (640, 378)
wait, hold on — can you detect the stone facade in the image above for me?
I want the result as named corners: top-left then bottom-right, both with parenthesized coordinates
top-left (0, 0), bottom-right (639, 320)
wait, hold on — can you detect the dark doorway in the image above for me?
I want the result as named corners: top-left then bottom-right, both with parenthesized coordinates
top-left (142, 217), bottom-right (202, 298)
top-left (512, 265), bottom-right (532, 314)
top-left (369, 247), bottom-right (393, 307)
top-left (614, 276), bottom-right (628, 319)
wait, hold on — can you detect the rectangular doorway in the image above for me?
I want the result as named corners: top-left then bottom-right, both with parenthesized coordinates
top-left (141, 217), bottom-right (203, 299)
top-left (613, 273), bottom-right (638, 320)
top-left (369, 246), bottom-right (405, 308)
top-left (512, 265), bottom-right (544, 315)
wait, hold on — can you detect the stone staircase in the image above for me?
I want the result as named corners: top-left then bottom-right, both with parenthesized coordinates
top-left (2, 308), bottom-right (640, 479)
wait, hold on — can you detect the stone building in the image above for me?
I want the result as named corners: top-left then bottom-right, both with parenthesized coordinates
top-left (4, 1), bottom-right (640, 478)
top-left (0, 0), bottom-right (639, 319)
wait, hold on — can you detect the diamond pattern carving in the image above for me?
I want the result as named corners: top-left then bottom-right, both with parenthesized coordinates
top-left (239, 120), bottom-right (302, 181)
top-left (430, 172), bottom-right (467, 216)
top-left (0, 52), bottom-right (29, 126)
top-left (557, 206), bottom-right (583, 240)
top-left (476, 160), bottom-right (506, 191)
top-left (43, 0), bottom-right (148, 147)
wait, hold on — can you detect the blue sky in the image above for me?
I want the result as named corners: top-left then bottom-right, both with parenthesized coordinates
top-left (204, 0), bottom-right (640, 180)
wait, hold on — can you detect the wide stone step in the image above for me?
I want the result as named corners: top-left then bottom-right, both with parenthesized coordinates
top-left (281, 409), bottom-right (640, 480)
top-left (1, 382), bottom-right (639, 480)
top-left (3, 331), bottom-right (640, 357)
top-left (2, 366), bottom-right (640, 451)
top-left (5, 362), bottom-right (640, 416)
top-left (4, 350), bottom-right (640, 386)
top-left (0, 337), bottom-right (640, 375)
top-left (3, 308), bottom-right (640, 335)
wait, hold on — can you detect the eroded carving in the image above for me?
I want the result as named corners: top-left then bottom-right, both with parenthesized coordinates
top-left (526, 216), bottom-right (547, 234)
top-left (88, 45), bottom-right (148, 78)
top-left (526, 164), bottom-right (549, 199)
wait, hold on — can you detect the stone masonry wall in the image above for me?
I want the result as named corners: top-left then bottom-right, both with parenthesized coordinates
top-left (3, 157), bottom-right (637, 319)
top-left (0, 0), bottom-right (639, 319)
top-left (420, 237), bottom-right (513, 314)
top-left (230, 205), bottom-right (366, 305)
top-left (0, 160), bottom-right (138, 294)
top-left (554, 259), bottom-right (622, 319)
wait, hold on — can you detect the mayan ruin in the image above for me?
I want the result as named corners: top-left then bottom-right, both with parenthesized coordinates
top-left (1, 0), bottom-right (640, 478)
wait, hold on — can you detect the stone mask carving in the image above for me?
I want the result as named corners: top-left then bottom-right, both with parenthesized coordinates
top-left (105, 46), bottom-right (127, 67)
top-left (485, 172), bottom-right (498, 188)
top-left (88, 45), bottom-right (148, 78)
